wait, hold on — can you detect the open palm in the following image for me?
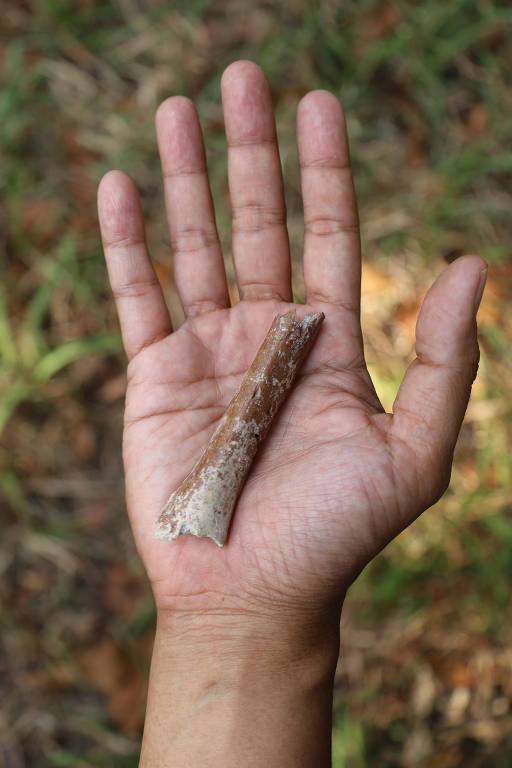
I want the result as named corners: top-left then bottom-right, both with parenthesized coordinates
top-left (98, 61), bottom-right (485, 623)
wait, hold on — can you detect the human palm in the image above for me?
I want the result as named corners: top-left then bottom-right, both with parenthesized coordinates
top-left (98, 61), bottom-right (485, 622)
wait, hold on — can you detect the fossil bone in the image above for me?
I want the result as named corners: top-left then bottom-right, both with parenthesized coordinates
top-left (154, 310), bottom-right (324, 546)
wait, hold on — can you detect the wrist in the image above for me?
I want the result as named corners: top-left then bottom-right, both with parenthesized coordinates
top-left (140, 607), bottom-right (341, 767)
top-left (154, 596), bottom-right (342, 680)
top-left (140, 611), bottom-right (339, 768)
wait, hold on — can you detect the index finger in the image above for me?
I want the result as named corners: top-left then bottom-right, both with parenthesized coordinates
top-left (98, 170), bottom-right (172, 360)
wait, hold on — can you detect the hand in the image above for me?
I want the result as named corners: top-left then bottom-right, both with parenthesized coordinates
top-left (98, 61), bottom-right (486, 637)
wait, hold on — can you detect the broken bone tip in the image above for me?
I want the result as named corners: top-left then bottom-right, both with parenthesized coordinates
top-left (154, 516), bottom-right (225, 547)
top-left (300, 311), bottom-right (324, 329)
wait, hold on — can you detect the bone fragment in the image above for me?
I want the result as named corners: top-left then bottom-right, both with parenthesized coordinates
top-left (154, 310), bottom-right (324, 546)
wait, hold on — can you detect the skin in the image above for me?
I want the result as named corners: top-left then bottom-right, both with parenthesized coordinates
top-left (97, 60), bottom-right (486, 767)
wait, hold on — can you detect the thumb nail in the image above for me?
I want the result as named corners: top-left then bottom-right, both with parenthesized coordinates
top-left (474, 267), bottom-right (488, 312)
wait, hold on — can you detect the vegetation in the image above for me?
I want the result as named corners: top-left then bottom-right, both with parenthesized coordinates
top-left (1, 0), bottom-right (511, 764)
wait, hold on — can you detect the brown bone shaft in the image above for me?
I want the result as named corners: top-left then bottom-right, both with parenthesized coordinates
top-left (154, 311), bottom-right (324, 546)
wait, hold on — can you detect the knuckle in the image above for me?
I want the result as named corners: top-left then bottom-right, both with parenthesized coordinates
top-left (301, 157), bottom-right (351, 171)
top-left (307, 289), bottom-right (359, 313)
top-left (171, 226), bottom-right (219, 255)
top-left (232, 202), bottom-right (286, 234)
top-left (112, 277), bottom-right (159, 299)
top-left (239, 281), bottom-right (286, 301)
top-left (106, 234), bottom-right (145, 251)
top-left (304, 216), bottom-right (359, 238)
top-left (185, 298), bottom-right (225, 317)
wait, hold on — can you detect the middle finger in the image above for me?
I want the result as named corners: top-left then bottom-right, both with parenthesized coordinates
top-left (221, 61), bottom-right (292, 302)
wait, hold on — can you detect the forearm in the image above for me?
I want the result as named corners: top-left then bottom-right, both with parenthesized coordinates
top-left (139, 609), bottom-right (341, 768)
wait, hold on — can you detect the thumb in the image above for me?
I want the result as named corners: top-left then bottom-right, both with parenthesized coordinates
top-left (391, 255), bottom-right (487, 496)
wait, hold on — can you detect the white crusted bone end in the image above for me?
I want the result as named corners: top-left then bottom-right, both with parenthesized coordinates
top-left (154, 458), bottom-right (241, 547)
top-left (154, 494), bottom-right (228, 547)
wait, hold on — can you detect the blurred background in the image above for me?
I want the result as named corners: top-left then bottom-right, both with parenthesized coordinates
top-left (1, 0), bottom-right (511, 765)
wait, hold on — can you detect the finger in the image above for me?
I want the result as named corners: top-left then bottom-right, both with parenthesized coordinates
top-left (297, 91), bottom-right (362, 345)
top-left (98, 170), bottom-right (172, 360)
top-left (221, 60), bottom-right (292, 302)
top-left (392, 255), bottom-right (487, 477)
top-left (155, 96), bottom-right (229, 318)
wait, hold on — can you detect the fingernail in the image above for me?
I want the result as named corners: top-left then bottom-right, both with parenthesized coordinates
top-left (474, 267), bottom-right (488, 312)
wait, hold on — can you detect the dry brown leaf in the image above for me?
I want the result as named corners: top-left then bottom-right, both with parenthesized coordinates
top-left (104, 562), bottom-right (148, 617)
top-left (79, 636), bottom-right (146, 734)
top-left (464, 103), bottom-right (488, 138)
top-left (360, 3), bottom-right (400, 45)
top-left (72, 422), bottom-right (97, 462)
top-left (361, 262), bottom-right (393, 296)
top-left (97, 374), bottom-right (127, 403)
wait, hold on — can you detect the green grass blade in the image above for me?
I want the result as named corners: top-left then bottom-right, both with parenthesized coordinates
top-left (0, 289), bottom-right (17, 366)
top-left (33, 333), bottom-right (121, 381)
